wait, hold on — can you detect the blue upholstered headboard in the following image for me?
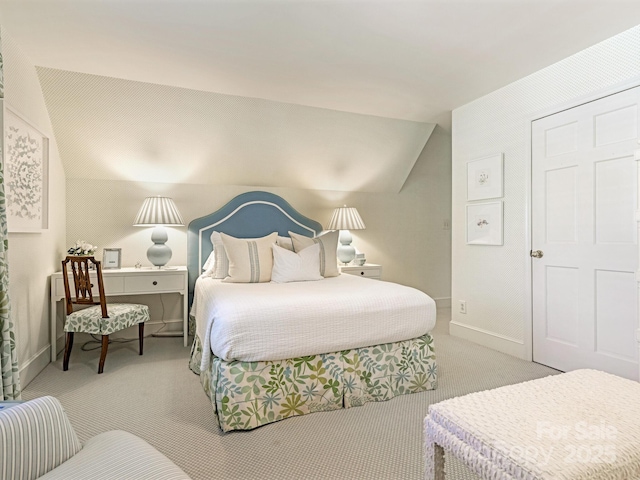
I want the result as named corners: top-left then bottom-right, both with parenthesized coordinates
top-left (187, 191), bottom-right (324, 304)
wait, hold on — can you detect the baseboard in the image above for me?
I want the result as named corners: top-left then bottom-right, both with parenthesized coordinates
top-left (433, 297), bottom-right (451, 309)
top-left (19, 344), bottom-right (51, 389)
top-left (449, 321), bottom-right (527, 359)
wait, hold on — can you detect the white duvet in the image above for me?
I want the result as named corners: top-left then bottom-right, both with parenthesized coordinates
top-left (191, 273), bottom-right (436, 370)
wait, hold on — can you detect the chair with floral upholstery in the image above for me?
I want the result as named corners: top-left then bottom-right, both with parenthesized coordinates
top-left (62, 256), bottom-right (150, 374)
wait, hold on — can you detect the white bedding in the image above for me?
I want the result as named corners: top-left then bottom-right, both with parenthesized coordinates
top-left (191, 273), bottom-right (436, 370)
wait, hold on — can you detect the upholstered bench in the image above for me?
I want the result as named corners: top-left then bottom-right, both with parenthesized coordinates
top-left (424, 370), bottom-right (640, 479)
top-left (0, 396), bottom-right (191, 480)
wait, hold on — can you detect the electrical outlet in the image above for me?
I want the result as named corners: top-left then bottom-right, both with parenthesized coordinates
top-left (443, 219), bottom-right (451, 230)
top-left (459, 300), bottom-right (467, 314)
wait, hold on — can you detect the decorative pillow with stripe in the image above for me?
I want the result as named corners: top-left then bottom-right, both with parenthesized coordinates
top-left (276, 235), bottom-right (295, 251)
top-left (289, 230), bottom-right (339, 277)
top-left (220, 232), bottom-right (278, 283)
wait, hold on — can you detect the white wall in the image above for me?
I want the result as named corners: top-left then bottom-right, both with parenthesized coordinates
top-left (451, 26), bottom-right (640, 358)
top-left (64, 125), bottom-right (451, 338)
top-left (2, 31), bottom-right (67, 386)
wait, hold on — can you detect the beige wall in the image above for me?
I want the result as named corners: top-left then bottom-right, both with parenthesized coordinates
top-left (1, 27), bottom-right (451, 376)
top-left (65, 125), bottom-right (451, 332)
top-left (451, 26), bottom-right (640, 358)
top-left (3, 31), bottom-right (67, 386)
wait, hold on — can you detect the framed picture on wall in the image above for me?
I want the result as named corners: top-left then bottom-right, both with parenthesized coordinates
top-left (466, 201), bottom-right (503, 245)
top-left (103, 248), bottom-right (122, 269)
top-left (4, 106), bottom-right (49, 232)
top-left (467, 153), bottom-right (503, 201)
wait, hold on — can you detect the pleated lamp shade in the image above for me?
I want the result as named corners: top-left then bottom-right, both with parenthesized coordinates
top-left (134, 196), bottom-right (184, 268)
top-left (133, 196), bottom-right (184, 226)
top-left (327, 206), bottom-right (366, 231)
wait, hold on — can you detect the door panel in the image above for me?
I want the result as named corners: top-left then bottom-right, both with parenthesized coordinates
top-left (532, 86), bottom-right (640, 380)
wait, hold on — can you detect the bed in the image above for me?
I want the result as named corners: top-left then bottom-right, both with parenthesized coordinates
top-left (187, 191), bottom-right (438, 432)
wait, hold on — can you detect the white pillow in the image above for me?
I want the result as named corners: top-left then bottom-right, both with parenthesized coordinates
top-left (220, 232), bottom-right (278, 283)
top-left (271, 243), bottom-right (323, 283)
top-left (202, 251), bottom-right (216, 274)
top-left (276, 236), bottom-right (294, 251)
top-left (209, 232), bottom-right (229, 279)
top-left (289, 230), bottom-right (339, 277)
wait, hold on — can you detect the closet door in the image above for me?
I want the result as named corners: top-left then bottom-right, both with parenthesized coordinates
top-left (531, 86), bottom-right (640, 380)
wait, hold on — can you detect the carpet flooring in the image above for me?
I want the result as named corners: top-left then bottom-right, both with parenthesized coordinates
top-left (23, 309), bottom-right (558, 479)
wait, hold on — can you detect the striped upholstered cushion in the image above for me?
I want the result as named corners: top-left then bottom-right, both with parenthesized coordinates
top-left (39, 430), bottom-right (192, 480)
top-left (0, 396), bottom-right (82, 480)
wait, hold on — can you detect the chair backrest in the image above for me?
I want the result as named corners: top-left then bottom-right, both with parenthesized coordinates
top-left (61, 256), bottom-right (108, 318)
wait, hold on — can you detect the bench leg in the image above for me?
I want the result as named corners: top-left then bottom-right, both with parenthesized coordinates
top-left (425, 440), bottom-right (446, 480)
top-left (434, 444), bottom-right (445, 480)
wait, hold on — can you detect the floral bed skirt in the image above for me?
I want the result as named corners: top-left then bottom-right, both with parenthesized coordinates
top-left (189, 332), bottom-right (437, 432)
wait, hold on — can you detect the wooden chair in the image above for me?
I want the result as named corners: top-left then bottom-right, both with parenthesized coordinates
top-left (62, 256), bottom-right (150, 374)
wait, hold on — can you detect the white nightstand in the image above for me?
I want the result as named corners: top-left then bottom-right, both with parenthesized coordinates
top-left (340, 263), bottom-right (382, 280)
top-left (50, 266), bottom-right (188, 362)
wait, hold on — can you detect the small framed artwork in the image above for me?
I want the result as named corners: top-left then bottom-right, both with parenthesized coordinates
top-left (467, 201), bottom-right (503, 246)
top-left (4, 106), bottom-right (50, 232)
top-left (467, 153), bottom-right (503, 201)
top-left (103, 248), bottom-right (122, 269)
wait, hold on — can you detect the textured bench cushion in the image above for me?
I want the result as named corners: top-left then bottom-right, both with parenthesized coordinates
top-left (0, 396), bottom-right (82, 480)
top-left (424, 370), bottom-right (640, 479)
top-left (39, 430), bottom-right (191, 480)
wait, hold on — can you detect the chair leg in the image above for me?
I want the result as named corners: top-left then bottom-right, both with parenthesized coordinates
top-left (139, 323), bottom-right (144, 355)
top-left (63, 333), bottom-right (74, 371)
top-left (98, 335), bottom-right (109, 374)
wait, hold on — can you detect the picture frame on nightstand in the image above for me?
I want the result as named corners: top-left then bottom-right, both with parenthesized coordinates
top-left (103, 248), bottom-right (122, 269)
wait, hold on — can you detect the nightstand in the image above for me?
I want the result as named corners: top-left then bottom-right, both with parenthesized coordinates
top-left (50, 266), bottom-right (188, 362)
top-left (340, 263), bottom-right (382, 280)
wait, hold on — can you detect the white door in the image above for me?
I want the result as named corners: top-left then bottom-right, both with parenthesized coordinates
top-left (532, 86), bottom-right (640, 380)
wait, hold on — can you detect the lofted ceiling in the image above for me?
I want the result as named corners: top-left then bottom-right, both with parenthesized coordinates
top-left (36, 67), bottom-right (435, 192)
top-left (1, 1), bottom-right (640, 192)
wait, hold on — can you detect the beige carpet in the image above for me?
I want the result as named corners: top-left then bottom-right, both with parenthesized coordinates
top-left (23, 309), bottom-right (558, 479)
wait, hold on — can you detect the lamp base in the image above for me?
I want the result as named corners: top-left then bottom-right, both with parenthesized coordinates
top-left (147, 226), bottom-right (172, 267)
top-left (337, 230), bottom-right (356, 265)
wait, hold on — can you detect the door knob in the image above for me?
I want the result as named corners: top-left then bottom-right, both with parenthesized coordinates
top-left (530, 250), bottom-right (544, 258)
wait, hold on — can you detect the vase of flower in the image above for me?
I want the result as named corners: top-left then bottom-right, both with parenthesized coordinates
top-left (67, 240), bottom-right (97, 256)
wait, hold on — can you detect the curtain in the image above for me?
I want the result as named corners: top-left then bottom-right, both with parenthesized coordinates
top-left (0, 29), bottom-right (21, 400)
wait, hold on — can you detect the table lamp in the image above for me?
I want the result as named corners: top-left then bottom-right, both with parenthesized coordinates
top-left (327, 206), bottom-right (366, 265)
top-left (133, 196), bottom-right (184, 268)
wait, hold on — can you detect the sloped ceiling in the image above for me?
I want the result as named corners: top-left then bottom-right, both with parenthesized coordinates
top-left (2, 1), bottom-right (640, 192)
top-left (37, 68), bottom-right (435, 193)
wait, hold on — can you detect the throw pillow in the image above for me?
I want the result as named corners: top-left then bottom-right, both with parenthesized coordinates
top-left (209, 232), bottom-right (230, 279)
top-left (289, 230), bottom-right (339, 277)
top-left (220, 232), bottom-right (278, 283)
top-left (271, 243), bottom-right (323, 283)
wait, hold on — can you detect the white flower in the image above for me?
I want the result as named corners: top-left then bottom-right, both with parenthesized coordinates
top-left (67, 239), bottom-right (97, 256)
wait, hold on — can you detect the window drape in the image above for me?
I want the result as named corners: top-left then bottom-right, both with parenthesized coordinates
top-left (0, 29), bottom-right (21, 401)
